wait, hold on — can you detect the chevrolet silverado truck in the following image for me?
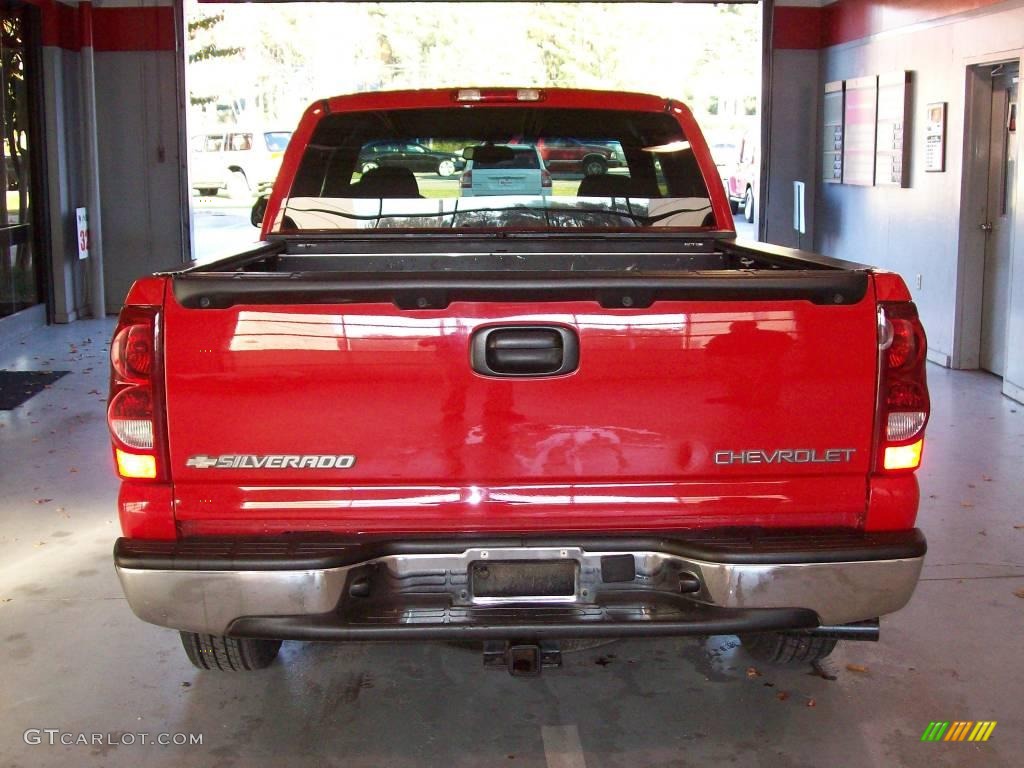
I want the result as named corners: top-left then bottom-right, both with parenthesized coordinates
top-left (109, 88), bottom-right (929, 675)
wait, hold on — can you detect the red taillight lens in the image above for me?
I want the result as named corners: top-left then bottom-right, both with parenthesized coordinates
top-left (108, 306), bottom-right (164, 480)
top-left (460, 170), bottom-right (472, 188)
top-left (111, 324), bottom-right (154, 380)
top-left (887, 315), bottom-right (923, 370)
top-left (876, 302), bottom-right (930, 473)
top-left (108, 386), bottom-right (154, 449)
top-left (541, 169), bottom-right (552, 188)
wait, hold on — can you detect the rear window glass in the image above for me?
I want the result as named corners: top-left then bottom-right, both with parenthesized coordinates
top-left (277, 106), bottom-right (714, 233)
top-left (472, 146), bottom-right (540, 169)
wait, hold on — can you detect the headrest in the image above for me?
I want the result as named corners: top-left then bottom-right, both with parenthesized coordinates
top-left (351, 166), bottom-right (422, 198)
top-left (577, 174), bottom-right (652, 198)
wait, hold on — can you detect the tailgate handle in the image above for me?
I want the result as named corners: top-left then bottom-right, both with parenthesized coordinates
top-left (471, 326), bottom-right (579, 377)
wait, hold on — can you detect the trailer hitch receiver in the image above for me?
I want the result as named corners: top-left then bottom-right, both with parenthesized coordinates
top-left (483, 640), bottom-right (563, 677)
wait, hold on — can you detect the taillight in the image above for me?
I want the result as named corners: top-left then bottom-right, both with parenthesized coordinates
top-left (108, 387), bottom-right (155, 449)
top-left (541, 169), bottom-right (552, 188)
top-left (876, 302), bottom-right (929, 473)
top-left (111, 323), bottom-right (153, 381)
top-left (460, 170), bottom-right (472, 188)
top-left (108, 306), bottom-right (165, 480)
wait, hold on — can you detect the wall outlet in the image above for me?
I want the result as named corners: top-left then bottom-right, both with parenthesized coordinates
top-left (915, 273), bottom-right (923, 290)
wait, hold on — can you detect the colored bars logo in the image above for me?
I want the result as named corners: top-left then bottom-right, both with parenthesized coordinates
top-left (921, 721), bottom-right (996, 742)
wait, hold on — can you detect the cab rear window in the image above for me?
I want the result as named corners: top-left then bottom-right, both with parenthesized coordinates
top-left (277, 106), bottom-right (714, 233)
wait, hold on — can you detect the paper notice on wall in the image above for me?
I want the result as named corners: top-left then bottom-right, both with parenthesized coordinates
top-left (76, 207), bottom-right (89, 260)
top-left (925, 102), bottom-right (946, 172)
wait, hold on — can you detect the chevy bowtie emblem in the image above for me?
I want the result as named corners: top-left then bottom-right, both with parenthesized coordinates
top-left (186, 454), bottom-right (356, 470)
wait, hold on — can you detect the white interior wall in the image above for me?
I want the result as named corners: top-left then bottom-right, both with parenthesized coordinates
top-left (813, 3), bottom-right (1024, 402)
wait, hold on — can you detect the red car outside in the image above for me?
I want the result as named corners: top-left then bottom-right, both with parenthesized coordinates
top-left (510, 136), bottom-right (623, 176)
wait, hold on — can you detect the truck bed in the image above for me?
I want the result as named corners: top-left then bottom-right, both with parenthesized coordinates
top-left (172, 236), bottom-right (870, 311)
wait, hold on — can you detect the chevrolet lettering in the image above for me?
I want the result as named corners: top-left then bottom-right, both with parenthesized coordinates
top-left (714, 448), bottom-right (857, 466)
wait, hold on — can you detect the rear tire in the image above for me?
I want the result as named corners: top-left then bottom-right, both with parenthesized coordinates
top-left (739, 632), bottom-right (838, 665)
top-left (180, 632), bottom-right (281, 671)
top-left (582, 155), bottom-right (607, 176)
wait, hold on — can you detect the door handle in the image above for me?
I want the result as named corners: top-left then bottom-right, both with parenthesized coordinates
top-left (980, 222), bottom-right (994, 232)
top-left (471, 326), bottom-right (579, 377)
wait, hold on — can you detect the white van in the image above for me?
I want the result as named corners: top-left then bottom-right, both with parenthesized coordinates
top-left (190, 129), bottom-right (292, 198)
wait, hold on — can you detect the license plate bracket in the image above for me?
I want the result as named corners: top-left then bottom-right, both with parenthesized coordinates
top-left (470, 560), bottom-right (577, 599)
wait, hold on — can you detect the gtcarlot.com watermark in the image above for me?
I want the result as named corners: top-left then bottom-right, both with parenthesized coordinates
top-left (24, 729), bottom-right (203, 747)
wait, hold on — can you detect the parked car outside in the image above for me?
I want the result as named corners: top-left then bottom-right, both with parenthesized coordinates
top-left (708, 140), bottom-right (738, 197)
top-left (509, 136), bottom-right (622, 177)
top-left (356, 141), bottom-right (466, 177)
top-left (459, 144), bottom-right (551, 197)
top-left (189, 129), bottom-right (292, 198)
top-left (725, 136), bottom-right (757, 223)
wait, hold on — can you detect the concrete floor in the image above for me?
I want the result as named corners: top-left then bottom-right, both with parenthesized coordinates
top-left (1, 318), bottom-right (1021, 768)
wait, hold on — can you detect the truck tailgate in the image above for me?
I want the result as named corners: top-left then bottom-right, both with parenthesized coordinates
top-left (162, 289), bottom-right (879, 535)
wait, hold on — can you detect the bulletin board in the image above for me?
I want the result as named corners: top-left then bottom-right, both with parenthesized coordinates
top-left (875, 71), bottom-right (911, 187)
top-left (823, 80), bottom-right (845, 184)
top-left (842, 76), bottom-right (878, 186)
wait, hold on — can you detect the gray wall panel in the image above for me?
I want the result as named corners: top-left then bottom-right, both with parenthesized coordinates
top-left (42, 47), bottom-right (88, 323)
top-left (94, 50), bottom-right (188, 313)
top-left (765, 49), bottom-right (820, 249)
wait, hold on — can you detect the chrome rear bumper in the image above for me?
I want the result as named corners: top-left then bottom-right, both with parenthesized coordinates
top-left (114, 530), bottom-right (925, 638)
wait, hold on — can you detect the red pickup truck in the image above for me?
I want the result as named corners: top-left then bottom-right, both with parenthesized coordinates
top-left (110, 88), bottom-right (929, 676)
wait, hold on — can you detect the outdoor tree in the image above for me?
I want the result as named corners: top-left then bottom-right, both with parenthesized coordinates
top-left (186, 8), bottom-right (243, 109)
top-left (1, 9), bottom-right (31, 289)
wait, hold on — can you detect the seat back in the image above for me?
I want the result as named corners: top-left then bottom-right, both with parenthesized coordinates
top-left (577, 174), bottom-right (656, 198)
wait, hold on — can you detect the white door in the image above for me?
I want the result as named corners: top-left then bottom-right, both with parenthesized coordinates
top-left (980, 64), bottom-right (1018, 376)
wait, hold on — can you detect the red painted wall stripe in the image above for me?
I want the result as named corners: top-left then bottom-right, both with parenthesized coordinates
top-left (37, 1), bottom-right (175, 53)
top-left (775, 0), bottom-right (1011, 50)
top-left (773, 6), bottom-right (823, 50)
top-left (91, 7), bottom-right (176, 52)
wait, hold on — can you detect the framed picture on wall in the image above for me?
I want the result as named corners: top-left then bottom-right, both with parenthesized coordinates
top-left (925, 102), bottom-right (946, 172)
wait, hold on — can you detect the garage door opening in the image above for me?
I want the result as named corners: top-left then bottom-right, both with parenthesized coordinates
top-left (183, 0), bottom-right (763, 262)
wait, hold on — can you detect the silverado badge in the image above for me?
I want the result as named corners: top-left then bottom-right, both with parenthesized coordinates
top-left (186, 454), bottom-right (356, 469)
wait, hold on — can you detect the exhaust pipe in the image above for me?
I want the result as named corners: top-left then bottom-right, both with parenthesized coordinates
top-left (804, 618), bottom-right (880, 641)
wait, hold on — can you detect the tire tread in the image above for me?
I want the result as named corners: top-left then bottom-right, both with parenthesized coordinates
top-left (179, 632), bottom-right (281, 671)
top-left (740, 632), bottom-right (838, 665)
